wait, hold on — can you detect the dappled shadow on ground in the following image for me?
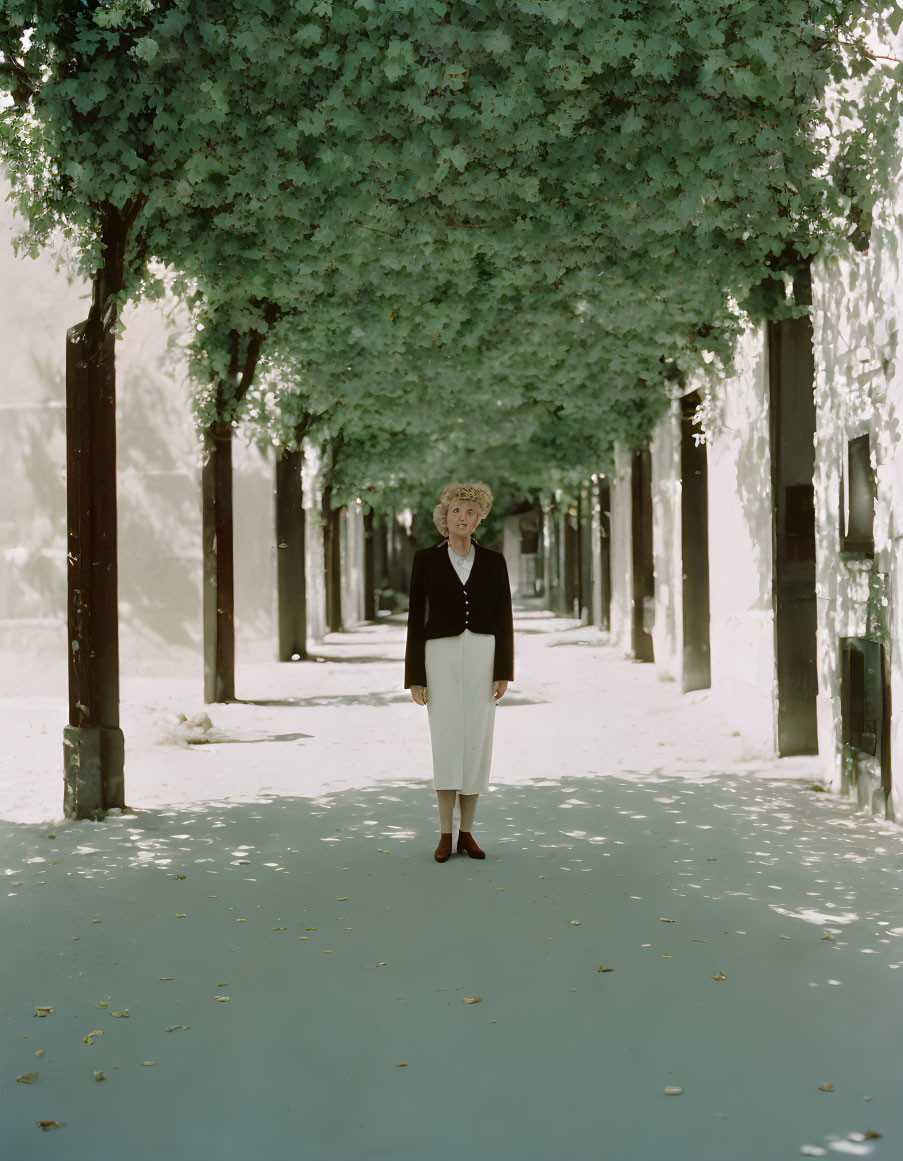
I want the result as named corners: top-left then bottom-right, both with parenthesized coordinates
top-left (237, 692), bottom-right (548, 710)
top-left (207, 732), bottom-right (315, 745)
top-left (307, 655), bottom-right (400, 665)
top-left (235, 692), bottom-right (413, 709)
top-left (549, 638), bottom-right (612, 647)
top-left (3, 770), bottom-right (902, 1161)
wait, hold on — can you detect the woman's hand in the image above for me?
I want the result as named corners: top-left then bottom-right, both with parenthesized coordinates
top-left (492, 680), bottom-right (508, 702)
top-left (410, 685), bottom-right (427, 706)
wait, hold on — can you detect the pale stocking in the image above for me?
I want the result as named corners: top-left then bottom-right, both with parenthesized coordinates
top-left (436, 790), bottom-right (456, 833)
top-left (459, 793), bottom-right (478, 832)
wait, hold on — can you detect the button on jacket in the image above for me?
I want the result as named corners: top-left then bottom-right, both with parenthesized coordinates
top-left (404, 539), bottom-right (514, 688)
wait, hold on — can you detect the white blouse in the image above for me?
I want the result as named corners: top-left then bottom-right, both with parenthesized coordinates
top-left (447, 542), bottom-right (475, 584)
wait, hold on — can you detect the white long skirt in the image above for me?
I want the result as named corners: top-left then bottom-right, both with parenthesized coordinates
top-left (425, 629), bottom-right (497, 793)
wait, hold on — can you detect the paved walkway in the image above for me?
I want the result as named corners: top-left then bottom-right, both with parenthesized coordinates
top-left (2, 609), bottom-right (902, 1160)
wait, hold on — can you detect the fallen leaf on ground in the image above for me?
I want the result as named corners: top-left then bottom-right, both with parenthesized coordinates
top-left (34, 1006), bottom-right (53, 1017)
top-left (711, 971), bottom-right (727, 980)
top-left (110, 1010), bottom-right (129, 1018)
top-left (175, 914), bottom-right (187, 918)
top-left (395, 1063), bottom-right (407, 1067)
top-left (569, 920), bottom-right (581, 926)
top-left (597, 966), bottom-right (614, 973)
top-left (821, 934), bottom-right (834, 941)
top-left (82, 1031), bottom-right (104, 1045)
top-left (818, 1082), bottom-right (834, 1092)
top-left (377, 850), bottom-right (389, 854)
top-left (865, 1131), bottom-right (882, 1139)
top-left (94, 1071), bottom-right (105, 1082)
top-left (140, 1061), bottom-right (156, 1067)
top-left (336, 897), bottom-right (348, 901)
top-left (214, 996), bottom-right (230, 1002)
top-left (272, 927), bottom-right (287, 931)
top-left (94, 1002), bottom-right (108, 1009)
top-left (177, 874), bottom-right (186, 880)
top-left (779, 935), bottom-right (793, 940)
top-left (16, 1073), bottom-right (39, 1084)
top-left (377, 962), bottom-right (388, 966)
top-left (660, 918), bottom-right (675, 923)
top-left (664, 1086), bottom-right (683, 1095)
top-left (165, 1025), bottom-right (190, 1033)
top-left (462, 997), bottom-right (482, 1004)
top-left (38, 1121), bottom-right (61, 1131)
top-left (34, 1051), bottom-right (43, 1058)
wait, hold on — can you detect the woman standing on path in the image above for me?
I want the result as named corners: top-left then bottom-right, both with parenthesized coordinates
top-left (405, 482), bottom-right (514, 863)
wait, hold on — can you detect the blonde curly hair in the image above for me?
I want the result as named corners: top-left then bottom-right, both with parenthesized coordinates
top-left (433, 481), bottom-right (494, 537)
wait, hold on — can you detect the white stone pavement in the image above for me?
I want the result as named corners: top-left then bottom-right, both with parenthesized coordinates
top-left (2, 608), bottom-right (903, 1160)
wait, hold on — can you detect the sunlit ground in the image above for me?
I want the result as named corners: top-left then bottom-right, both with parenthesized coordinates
top-left (2, 610), bottom-right (902, 1160)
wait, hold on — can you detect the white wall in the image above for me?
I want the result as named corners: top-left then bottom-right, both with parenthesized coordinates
top-left (702, 327), bottom-right (778, 755)
top-left (301, 439), bottom-right (326, 645)
top-left (0, 178), bottom-right (277, 694)
top-left (649, 402), bottom-right (682, 679)
top-left (341, 500), bottom-right (366, 629)
top-left (810, 163), bottom-right (903, 819)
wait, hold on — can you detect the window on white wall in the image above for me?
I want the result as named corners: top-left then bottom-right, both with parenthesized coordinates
top-left (840, 433), bottom-right (875, 556)
top-left (840, 637), bottom-right (884, 757)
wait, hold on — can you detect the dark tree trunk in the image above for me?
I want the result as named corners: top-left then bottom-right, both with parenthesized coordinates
top-left (363, 509), bottom-right (376, 622)
top-left (202, 419), bottom-right (235, 701)
top-left (562, 503), bottom-right (578, 616)
top-left (372, 514), bottom-right (389, 603)
top-left (323, 485), bottom-right (343, 634)
top-left (63, 201), bottom-right (142, 820)
top-left (275, 446), bottom-right (307, 661)
top-left (201, 313), bottom-right (276, 703)
top-left (680, 392), bottom-right (711, 692)
top-left (597, 476), bottom-right (612, 632)
top-left (631, 449), bottom-right (655, 661)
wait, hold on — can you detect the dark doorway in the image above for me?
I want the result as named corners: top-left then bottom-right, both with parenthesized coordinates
top-left (680, 392), bottom-right (711, 691)
top-left (840, 637), bottom-right (892, 816)
top-left (631, 449), bottom-right (654, 661)
top-left (769, 280), bottom-right (819, 755)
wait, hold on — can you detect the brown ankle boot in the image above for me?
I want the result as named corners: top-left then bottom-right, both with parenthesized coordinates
top-left (457, 831), bottom-right (486, 859)
top-left (434, 833), bottom-right (453, 863)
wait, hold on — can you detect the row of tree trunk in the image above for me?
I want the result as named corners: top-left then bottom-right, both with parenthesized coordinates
top-left (62, 234), bottom-right (388, 816)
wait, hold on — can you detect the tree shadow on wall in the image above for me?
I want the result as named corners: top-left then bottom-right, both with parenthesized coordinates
top-left (116, 362), bottom-right (203, 654)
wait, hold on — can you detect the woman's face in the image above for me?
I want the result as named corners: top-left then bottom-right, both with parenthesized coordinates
top-left (448, 499), bottom-right (482, 538)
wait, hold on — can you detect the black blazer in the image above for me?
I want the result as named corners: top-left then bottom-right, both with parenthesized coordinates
top-left (404, 540), bottom-right (514, 688)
